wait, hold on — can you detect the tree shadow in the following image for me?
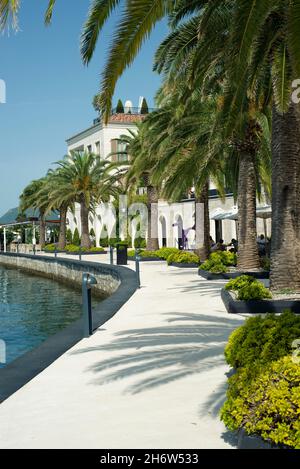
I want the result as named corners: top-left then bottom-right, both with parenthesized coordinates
top-left (72, 312), bottom-right (244, 396)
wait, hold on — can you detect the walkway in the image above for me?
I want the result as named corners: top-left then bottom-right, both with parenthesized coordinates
top-left (0, 255), bottom-right (244, 449)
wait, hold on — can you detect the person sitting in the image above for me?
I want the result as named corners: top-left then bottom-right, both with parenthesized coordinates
top-left (257, 234), bottom-right (267, 256)
top-left (215, 239), bottom-right (226, 252)
top-left (209, 236), bottom-right (216, 248)
top-left (228, 238), bottom-right (238, 253)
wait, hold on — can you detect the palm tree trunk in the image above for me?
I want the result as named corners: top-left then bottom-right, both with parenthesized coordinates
top-left (39, 212), bottom-right (46, 249)
top-left (58, 206), bottom-right (67, 251)
top-left (237, 152), bottom-right (260, 271)
top-left (144, 173), bottom-right (159, 251)
top-left (194, 182), bottom-right (210, 261)
top-left (80, 197), bottom-right (91, 249)
top-left (270, 103), bottom-right (300, 291)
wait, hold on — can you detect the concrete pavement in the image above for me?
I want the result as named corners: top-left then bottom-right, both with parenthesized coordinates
top-left (0, 255), bottom-right (244, 449)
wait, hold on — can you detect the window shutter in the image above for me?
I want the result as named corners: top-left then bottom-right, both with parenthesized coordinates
top-left (111, 139), bottom-right (118, 162)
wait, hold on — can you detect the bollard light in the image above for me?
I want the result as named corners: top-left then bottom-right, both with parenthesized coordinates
top-left (82, 273), bottom-right (98, 338)
top-left (110, 246), bottom-right (114, 265)
top-left (135, 249), bottom-right (141, 289)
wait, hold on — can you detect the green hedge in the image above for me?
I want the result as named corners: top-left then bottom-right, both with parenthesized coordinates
top-left (225, 275), bottom-right (272, 300)
top-left (44, 244), bottom-right (105, 253)
top-left (221, 311), bottom-right (300, 448)
top-left (127, 249), bottom-right (160, 258)
top-left (225, 310), bottom-right (300, 369)
top-left (44, 243), bottom-right (57, 252)
top-left (221, 357), bottom-right (300, 448)
top-left (127, 247), bottom-right (180, 260)
top-left (200, 251), bottom-right (237, 273)
top-left (167, 251), bottom-right (200, 265)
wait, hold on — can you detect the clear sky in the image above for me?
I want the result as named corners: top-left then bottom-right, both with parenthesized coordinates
top-left (0, 0), bottom-right (168, 215)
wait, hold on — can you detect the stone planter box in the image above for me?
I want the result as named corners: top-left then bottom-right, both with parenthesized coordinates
top-left (198, 269), bottom-right (269, 281)
top-left (168, 262), bottom-right (200, 268)
top-left (221, 288), bottom-right (300, 315)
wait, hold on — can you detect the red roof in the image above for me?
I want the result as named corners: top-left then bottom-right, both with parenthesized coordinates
top-left (108, 113), bottom-right (147, 124)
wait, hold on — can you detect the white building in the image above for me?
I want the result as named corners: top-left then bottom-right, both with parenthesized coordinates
top-left (66, 105), bottom-right (271, 249)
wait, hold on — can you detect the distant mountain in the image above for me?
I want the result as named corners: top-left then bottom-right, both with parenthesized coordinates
top-left (0, 208), bottom-right (59, 225)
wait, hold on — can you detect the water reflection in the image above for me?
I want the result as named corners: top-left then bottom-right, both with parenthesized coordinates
top-left (0, 265), bottom-right (85, 366)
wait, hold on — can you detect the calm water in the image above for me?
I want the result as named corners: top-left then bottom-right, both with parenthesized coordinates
top-left (0, 265), bottom-right (86, 367)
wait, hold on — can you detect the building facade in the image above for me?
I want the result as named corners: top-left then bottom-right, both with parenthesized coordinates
top-left (66, 106), bottom-right (271, 249)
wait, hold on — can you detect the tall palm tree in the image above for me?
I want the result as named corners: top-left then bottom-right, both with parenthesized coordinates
top-left (40, 169), bottom-right (75, 251)
top-left (153, 13), bottom-right (271, 270)
top-left (19, 177), bottom-right (49, 248)
top-left (54, 150), bottom-right (121, 249)
top-left (218, 1), bottom-right (300, 290)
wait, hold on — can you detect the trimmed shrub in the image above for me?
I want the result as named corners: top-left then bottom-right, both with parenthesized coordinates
top-left (73, 228), bottom-right (81, 246)
top-left (140, 97), bottom-right (149, 114)
top-left (108, 238), bottom-right (120, 248)
top-left (225, 310), bottom-right (300, 369)
top-left (134, 237), bottom-right (146, 249)
top-left (87, 247), bottom-right (105, 253)
top-left (64, 244), bottom-right (104, 253)
top-left (225, 275), bottom-right (271, 300)
top-left (128, 249), bottom-right (159, 259)
top-left (100, 225), bottom-right (109, 247)
top-left (167, 251), bottom-right (200, 265)
top-left (155, 247), bottom-right (180, 260)
top-left (116, 99), bottom-right (124, 113)
top-left (66, 229), bottom-right (73, 244)
top-left (220, 357), bottom-right (300, 449)
top-left (200, 251), bottom-right (237, 273)
top-left (44, 243), bottom-right (57, 252)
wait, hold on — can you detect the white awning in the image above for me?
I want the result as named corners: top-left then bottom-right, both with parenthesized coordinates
top-left (210, 205), bottom-right (272, 221)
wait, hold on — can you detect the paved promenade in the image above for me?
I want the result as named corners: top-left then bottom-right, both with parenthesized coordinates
top-left (0, 255), bottom-right (244, 449)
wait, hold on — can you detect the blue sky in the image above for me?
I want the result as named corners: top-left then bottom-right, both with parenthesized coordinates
top-left (0, 0), bottom-right (168, 215)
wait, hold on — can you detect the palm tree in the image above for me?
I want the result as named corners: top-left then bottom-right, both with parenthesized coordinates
top-left (153, 14), bottom-right (271, 270)
top-left (41, 169), bottom-right (75, 251)
top-left (216, 1), bottom-right (300, 290)
top-left (54, 150), bottom-right (121, 249)
top-left (0, 0), bottom-right (19, 31)
top-left (19, 177), bottom-right (49, 249)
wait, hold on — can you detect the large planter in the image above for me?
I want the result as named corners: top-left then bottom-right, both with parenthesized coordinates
top-left (221, 288), bottom-right (300, 315)
top-left (116, 243), bottom-right (128, 265)
top-left (168, 262), bottom-right (200, 268)
top-left (198, 269), bottom-right (269, 281)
